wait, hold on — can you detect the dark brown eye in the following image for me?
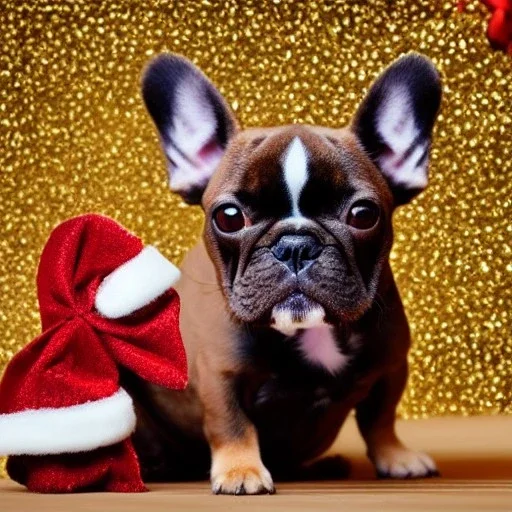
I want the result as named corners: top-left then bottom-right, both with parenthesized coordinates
top-left (213, 204), bottom-right (246, 233)
top-left (347, 200), bottom-right (380, 230)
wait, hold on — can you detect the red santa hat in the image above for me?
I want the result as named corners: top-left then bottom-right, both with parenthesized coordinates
top-left (0, 214), bottom-right (187, 461)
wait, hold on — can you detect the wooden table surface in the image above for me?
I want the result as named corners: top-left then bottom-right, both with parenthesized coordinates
top-left (2, 415), bottom-right (511, 512)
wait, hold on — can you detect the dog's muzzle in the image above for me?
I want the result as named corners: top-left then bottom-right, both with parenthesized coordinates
top-left (268, 233), bottom-right (327, 335)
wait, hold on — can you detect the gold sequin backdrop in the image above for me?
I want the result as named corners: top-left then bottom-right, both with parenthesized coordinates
top-left (1, 0), bottom-right (511, 469)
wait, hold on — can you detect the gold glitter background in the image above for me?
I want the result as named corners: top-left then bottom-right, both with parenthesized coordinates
top-left (1, 0), bottom-right (511, 477)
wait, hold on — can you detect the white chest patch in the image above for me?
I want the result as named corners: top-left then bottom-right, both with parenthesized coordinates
top-left (297, 325), bottom-right (349, 375)
top-left (282, 136), bottom-right (309, 217)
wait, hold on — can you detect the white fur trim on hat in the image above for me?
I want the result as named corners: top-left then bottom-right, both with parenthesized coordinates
top-left (95, 246), bottom-right (181, 319)
top-left (0, 388), bottom-right (136, 456)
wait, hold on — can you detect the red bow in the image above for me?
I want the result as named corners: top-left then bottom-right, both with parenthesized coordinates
top-left (1, 215), bottom-right (187, 416)
top-left (0, 214), bottom-right (187, 492)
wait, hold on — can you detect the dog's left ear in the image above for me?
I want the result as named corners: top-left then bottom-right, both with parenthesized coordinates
top-left (352, 54), bottom-right (442, 205)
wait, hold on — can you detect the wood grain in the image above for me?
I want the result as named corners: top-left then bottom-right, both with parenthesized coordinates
top-left (2, 416), bottom-right (511, 512)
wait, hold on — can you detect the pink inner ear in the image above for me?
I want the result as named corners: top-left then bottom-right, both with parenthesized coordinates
top-left (380, 144), bottom-right (404, 171)
top-left (381, 146), bottom-right (409, 171)
top-left (198, 139), bottom-right (224, 167)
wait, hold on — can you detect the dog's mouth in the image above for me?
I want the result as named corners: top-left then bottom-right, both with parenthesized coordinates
top-left (228, 244), bottom-right (372, 328)
top-left (270, 292), bottom-right (328, 336)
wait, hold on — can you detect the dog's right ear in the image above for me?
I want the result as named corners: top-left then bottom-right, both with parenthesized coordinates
top-left (142, 54), bottom-right (237, 204)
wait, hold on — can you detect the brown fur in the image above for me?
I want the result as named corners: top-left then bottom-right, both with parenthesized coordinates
top-left (132, 53), bottom-right (442, 494)
top-left (128, 126), bottom-right (434, 493)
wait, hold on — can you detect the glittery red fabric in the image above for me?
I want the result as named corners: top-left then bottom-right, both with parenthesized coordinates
top-left (0, 214), bottom-right (188, 492)
top-left (6, 440), bottom-right (146, 493)
top-left (481, 0), bottom-right (512, 54)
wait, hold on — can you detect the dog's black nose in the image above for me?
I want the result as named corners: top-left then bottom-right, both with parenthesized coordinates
top-left (271, 234), bottom-right (323, 273)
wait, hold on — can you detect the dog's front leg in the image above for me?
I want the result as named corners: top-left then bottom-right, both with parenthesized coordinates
top-left (355, 362), bottom-right (439, 479)
top-left (197, 355), bottom-right (275, 495)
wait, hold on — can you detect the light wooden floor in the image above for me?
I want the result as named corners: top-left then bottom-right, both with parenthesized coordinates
top-left (2, 416), bottom-right (511, 512)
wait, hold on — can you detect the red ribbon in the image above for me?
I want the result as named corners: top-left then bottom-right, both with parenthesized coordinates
top-left (480, 0), bottom-right (512, 54)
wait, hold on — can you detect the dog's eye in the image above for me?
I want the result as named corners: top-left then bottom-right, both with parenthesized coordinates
top-left (213, 204), bottom-right (246, 233)
top-left (347, 200), bottom-right (380, 230)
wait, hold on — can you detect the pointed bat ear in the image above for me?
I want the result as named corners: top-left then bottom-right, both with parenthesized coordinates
top-left (352, 53), bottom-right (442, 205)
top-left (142, 54), bottom-right (237, 205)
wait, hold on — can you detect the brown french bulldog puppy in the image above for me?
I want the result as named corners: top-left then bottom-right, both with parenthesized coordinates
top-left (130, 52), bottom-right (442, 495)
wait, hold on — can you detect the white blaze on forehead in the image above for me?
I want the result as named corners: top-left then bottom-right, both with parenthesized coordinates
top-left (282, 136), bottom-right (309, 217)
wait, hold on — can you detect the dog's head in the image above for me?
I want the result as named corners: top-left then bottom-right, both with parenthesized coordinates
top-left (142, 53), bottom-right (441, 335)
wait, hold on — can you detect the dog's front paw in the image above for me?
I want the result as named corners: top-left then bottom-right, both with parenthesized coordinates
top-left (372, 446), bottom-right (439, 479)
top-left (211, 462), bottom-right (275, 495)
